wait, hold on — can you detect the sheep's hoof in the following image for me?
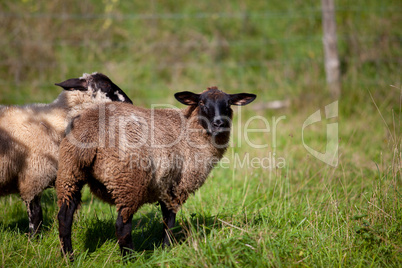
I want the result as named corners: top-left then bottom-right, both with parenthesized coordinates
top-left (61, 249), bottom-right (74, 262)
top-left (68, 254), bottom-right (74, 262)
top-left (121, 248), bottom-right (135, 263)
top-left (26, 230), bottom-right (41, 239)
top-left (64, 252), bottom-right (74, 262)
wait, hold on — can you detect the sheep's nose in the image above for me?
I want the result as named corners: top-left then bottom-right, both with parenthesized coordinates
top-left (213, 119), bottom-right (224, 128)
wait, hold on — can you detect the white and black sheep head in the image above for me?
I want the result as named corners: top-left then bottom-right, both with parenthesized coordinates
top-left (175, 86), bottom-right (256, 136)
top-left (55, 72), bottom-right (133, 104)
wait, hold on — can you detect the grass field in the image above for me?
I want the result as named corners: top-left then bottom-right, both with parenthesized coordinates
top-left (0, 0), bottom-right (401, 267)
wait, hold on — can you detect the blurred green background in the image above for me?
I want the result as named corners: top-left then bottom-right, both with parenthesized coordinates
top-left (0, 0), bottom-right (400, 107)
top-left (0, 1), bottom-right (401, 266)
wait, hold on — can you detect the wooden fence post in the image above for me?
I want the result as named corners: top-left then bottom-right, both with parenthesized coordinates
top-left (321, 0), bottom-right (341, 98)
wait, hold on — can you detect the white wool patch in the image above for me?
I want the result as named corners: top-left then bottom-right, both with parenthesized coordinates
top-left (79, 72), bottom-right (98, 80)
top-left (79, 73), bottom-right (90, 80)
top-left (114, 91), bottom-right (126, 102)
top-left (94, 91), bottom-right (112, 102)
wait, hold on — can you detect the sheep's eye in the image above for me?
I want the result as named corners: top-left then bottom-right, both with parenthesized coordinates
top-left (200, 103), bottom-right (209, 112)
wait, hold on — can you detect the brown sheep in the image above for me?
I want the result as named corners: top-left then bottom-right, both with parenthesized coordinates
top-left (56, 86), bottom-right (256, 257)
top-left (0, 72), bottom-right (132, 235)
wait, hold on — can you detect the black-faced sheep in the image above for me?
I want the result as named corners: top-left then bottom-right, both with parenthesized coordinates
top-left (0, 72), bottom-right (132, 235)
top-left (56, 86), bottom-right (256, 257)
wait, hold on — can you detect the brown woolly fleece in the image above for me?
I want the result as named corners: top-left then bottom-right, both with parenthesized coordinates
top-left (56, 102), bottom-right (231, 222)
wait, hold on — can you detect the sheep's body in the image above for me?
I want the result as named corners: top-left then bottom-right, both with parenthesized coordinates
top-left (57, 103), bottom-right (225, 221)
top-left (56, 87), bottom-right (256, 257)
top-left (0, 91), bottom-right (104, 201)
top-left (0, 72), bottom-right (132, 234)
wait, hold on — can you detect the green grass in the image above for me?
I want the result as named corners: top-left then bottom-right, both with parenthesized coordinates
top-left (1, 0), bottom-right (401, 267)
top-left (1, 99), bottom-right (400, 267)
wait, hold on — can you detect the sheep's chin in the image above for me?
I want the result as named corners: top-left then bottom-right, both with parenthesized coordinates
top-left (210, 127), bottom-right (228, 136)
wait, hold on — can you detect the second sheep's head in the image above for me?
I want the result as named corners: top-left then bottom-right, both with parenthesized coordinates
top-left (55, 72), bottom-right (133, 104)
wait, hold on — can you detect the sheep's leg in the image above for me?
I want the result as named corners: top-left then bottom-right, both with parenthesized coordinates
top-left (58, 191), bottom-right (81, 260)
top-left (26, 195), bottom-right (43, 236)
top-left (159, 201), bottom-right (176, 248)
top-left (115, 210), bottom-right (134, 256)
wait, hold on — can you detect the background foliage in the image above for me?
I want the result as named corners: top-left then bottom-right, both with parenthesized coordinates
top-left (0, 0), bottom-right (401, 267)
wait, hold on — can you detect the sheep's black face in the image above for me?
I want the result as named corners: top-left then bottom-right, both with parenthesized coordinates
top-left (198, 88), bottom-right (233, 135)
top-left (175, 87), bottom-right (256, 136)
top-left (55, 72), bottom-right (133, 104)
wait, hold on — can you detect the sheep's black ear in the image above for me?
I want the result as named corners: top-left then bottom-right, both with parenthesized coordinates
top-left (229, 93), bottom-right (256, 106)
top-left (55, 78), bottom-right (88, 91)
top-left (175, 91), bottom-right (200, 106)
